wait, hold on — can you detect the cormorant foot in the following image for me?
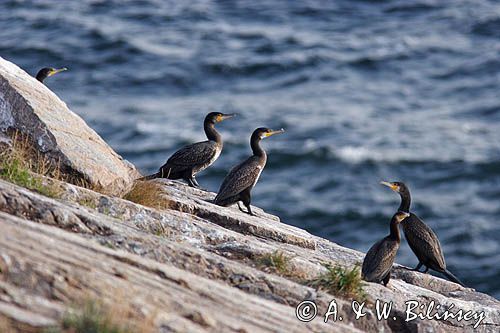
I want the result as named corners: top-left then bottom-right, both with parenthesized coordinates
top-left (192, 177), bottom-right (201, 188)
top-left (413, 262), bottom-right (423, 272)
top-left (246, 206), bottom-right (256, 217)
top-left (237, 203), bottom-right (256, 216)
top-left (187, 178), bottom-right (202, 189)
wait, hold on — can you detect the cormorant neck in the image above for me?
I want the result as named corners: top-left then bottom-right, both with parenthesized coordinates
top-left (204, 121), bottom-right (221, 144)
top-left (389, 219), bottom-right (400, 242)
top-left (251, 136), bottom-right (265, 157)
top-left (398, 192), bottom-right (411, 213)
top-left (36, 72), bottom-right (46, 83)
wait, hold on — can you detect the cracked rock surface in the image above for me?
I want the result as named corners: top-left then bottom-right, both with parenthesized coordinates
top-left (0, 179), bottom-right (498, 333)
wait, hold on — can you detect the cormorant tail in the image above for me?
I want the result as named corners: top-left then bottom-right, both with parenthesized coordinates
top-left (138, 172), bottom-right (160, 181)
top-left (441, 269), bottom-right (466, 287)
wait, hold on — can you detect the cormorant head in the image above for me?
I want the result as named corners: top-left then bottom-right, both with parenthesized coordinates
top-left (393, 211), bottom-right (410, 224)
top-left (36, 67), bottom-right (67, 83)
top-left (205, 112), bottom-right (236, 124)
top-left (380, 181), bottom-right (409, 196)
top-left (253, 127), bottom-right (285, 140)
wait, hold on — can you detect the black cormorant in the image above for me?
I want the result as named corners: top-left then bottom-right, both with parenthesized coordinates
top-left (141, 112), bottom-right (235, 188)
top-left (214, 127), bottom-right (284, 216)
top-left (36, 67), bottom-right (67, 83)
top-left (362, 211), bottom-right (410, 286)
top-left (380, 181), bottom-right (465, 287)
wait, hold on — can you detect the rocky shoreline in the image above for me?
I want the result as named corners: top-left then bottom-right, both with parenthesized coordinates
top-left (1, 57), bottom-right (499, 332)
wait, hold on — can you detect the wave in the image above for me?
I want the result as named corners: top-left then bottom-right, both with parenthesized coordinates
top-left (345, 53), bottom-right (409, 69)
top-left (202, 54), bottom-right (325, 76)
top-left (471, 17), bottom-right (500, 37)
top-left (432, 57), bottom-right (500, 80)
top-left (268, 145), bottom-right (499, 166)
top-left (383, 2), bottom-right (439, 14)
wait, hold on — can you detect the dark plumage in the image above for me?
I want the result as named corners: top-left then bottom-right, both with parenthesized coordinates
top-left (141, 112), bottom-right (235, 188)
top-left (36, 67), bottom-right (67, 83)
top-left (380, 181), bottom-right (466, 287)
top-left (214, 127), bottom-right (284, 216)
top-left (362, 211), bottom-right (409, 286)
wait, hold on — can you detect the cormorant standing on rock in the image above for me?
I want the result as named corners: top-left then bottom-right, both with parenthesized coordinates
top-left (140, 112), bottom-right (235, 188)
top-left (214, 127), bottom-right (284, 216)
top-left (362, 211), bottom-right (410, 286)
top-left (380, 181), bottom-right (466, 287)
top-left (36, 67), bottom-right (67, 83)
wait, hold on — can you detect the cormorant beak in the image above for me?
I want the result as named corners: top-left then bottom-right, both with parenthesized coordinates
top-left (380, 181), bottom-right (399, 193)
top-left (219, 113), bottom-right (236, 122)
top-left (264, 128), bottom-right (285, 137)
top-left (48, 67), bottom-right (67, 77)
top-left (395, 211), bottom-right (410, 222)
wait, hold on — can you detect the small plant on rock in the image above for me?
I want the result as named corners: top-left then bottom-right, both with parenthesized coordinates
top-left (0, 132), bottom-right (63, 198)
top-left (308, 264), bottom-right (366, 299)
top-left (256, 250), bottom-right (292, 275)
top-left (45, 299), bottom-right (154, 333)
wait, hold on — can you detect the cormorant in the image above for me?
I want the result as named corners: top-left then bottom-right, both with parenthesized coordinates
top-left (362, 211), bottom-right (410, 286)
top-left (214, 127), bottom-right (284, 216)
top-left (141, 112), bottom-right (235, 188)
top-left (36, 67), bottom-right (67, 83)
top-left (380, 181), bottom-right (466, 287)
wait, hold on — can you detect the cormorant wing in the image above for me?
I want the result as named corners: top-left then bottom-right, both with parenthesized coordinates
top-left (215, 156), bottom-right (262, 202)
top-left (403, 214), bottom-right (446, 269)
top-left (164, 141), bottom-right (217, 168)
top-left (362, 237), bottom-right (398, 281)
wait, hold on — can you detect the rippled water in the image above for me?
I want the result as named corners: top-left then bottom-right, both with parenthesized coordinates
top-left (1, 0), bottom-right (499, 297)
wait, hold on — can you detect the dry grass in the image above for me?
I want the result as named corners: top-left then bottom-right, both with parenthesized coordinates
top-left (45, 299), bottom-right (155, 333)
top-left (0, 131), bottom-right (98, 197)
top-left (308, 264), bottom-right (366, 300)
top-left (6, 131), bottom-right (62, 177)
top-left (0, 316), bottom-right (15, 333)
top-left (0, 132), bottom-right (64, 198)
top-left (123, 180), bottom-right (173, 211)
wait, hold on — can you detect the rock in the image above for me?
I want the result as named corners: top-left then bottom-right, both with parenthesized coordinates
top-left (0, 210), bottom-right (362, 333)
top-left (150, 179), bottom-right (317, 249)
top-left (0, 57), bottom-right (140, 196)
top-left (0, 178), bottom-right (498, 332)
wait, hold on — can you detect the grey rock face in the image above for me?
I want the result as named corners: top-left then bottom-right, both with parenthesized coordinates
top-left (0, 57), bottom-right (140, 196)
top-left (0, 178), bottom-right (498, 332)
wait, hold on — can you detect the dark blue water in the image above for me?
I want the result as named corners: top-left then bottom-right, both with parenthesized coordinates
top-left (1, 0), bottom-right (499, 298)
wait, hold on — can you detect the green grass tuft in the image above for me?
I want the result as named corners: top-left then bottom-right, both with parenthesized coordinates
top-left (256, 251), bottom-right (291, 275)
top-left (77, 197), bottom-right (97, 209)
top-left (308, 264), bottom-right (366, 299)
top-left (0, 132), bottom-right (63, 198)
top-left (0, 155), bottom-right (61, 198)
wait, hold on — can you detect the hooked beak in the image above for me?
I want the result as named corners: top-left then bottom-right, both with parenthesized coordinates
top-left (395, 211), bottom-right (410, 222)
top-left (48, 67), bottom-right (67, 77)
top-left (220, 113), bottom-right (236, 121)
top-left (265, 128), bottom-right (285, 137)
top-left (380, 181), bottom-right (399, 192)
